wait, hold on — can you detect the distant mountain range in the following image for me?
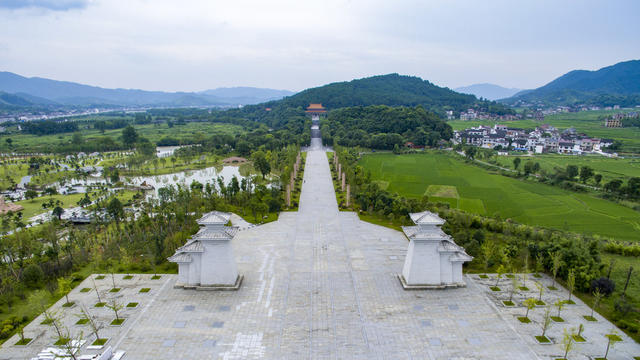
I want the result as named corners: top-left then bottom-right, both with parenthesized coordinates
top-left (455, 83), bottom-right (522, 101)
top-left (0, 71), bottom-right (294, 108)
top-left (501, 60), bottom-right (640, 107)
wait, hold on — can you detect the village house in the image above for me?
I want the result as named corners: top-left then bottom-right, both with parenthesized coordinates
top-left (454, 123), bottom-right (612, 155)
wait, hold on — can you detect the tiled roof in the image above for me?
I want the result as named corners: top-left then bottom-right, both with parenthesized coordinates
top-left (168, 253), bottom-right (192, 263)
top-left (192, 226), bottom-right (239, 240)
top-left (177, 240), bottom-right (204, 253)
top-left (197, 211), bottom-right (232, 226)
top-left (409, 211), bottom-right (445, 225)
top-left (402, 226), bottom-right (450, 240)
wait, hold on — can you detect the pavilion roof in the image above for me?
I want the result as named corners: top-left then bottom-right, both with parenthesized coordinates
top-left (176, 240), bottom-right (204, 253)
top-left (168, 253), bottom-right (192, 263)
top-left (197, 211), bottom-right (232, 226)
top-left (402, 226), bottom-right (450, 240)
top-left (192, 226), bottom-right (238, 240)
top-left (409, 211), bottom-right (445, 226)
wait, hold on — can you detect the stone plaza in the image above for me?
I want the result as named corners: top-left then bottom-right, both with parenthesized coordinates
top-left (1, 136), bottom-right (639, 359)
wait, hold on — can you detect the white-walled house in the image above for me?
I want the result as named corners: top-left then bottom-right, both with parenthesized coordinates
top-left (168, 211), bottom-right (243, 290)
top-left (399, 211), bottom-right (472, 289)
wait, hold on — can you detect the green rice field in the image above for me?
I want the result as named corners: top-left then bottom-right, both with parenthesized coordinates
top-left (492, 154), bottom-right (640, 183)
top-left (359, 152), bottom-right (640, 241)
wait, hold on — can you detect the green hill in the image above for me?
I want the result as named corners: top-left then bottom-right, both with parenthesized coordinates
top-left (503, 59), bottom-right (640, 106)
top-left (255, 74), bottom-right (514, 115)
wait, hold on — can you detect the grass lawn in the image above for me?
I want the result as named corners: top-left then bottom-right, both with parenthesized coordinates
top-left (359, 152), bottom-right (640, 242)
top-left (110, 318), bottom-right (125, 326)
top-left (15, 193), bottom-right (86, 219)
top-left (0, 121), bottom-right (244, 154)
top-left (92, 338), bottom-right (108, 346)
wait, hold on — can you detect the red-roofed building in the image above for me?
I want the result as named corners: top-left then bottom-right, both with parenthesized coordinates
top-left (305, 103), bottom-right (327, 114)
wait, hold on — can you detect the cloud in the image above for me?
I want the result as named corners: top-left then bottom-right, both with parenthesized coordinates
top-left (0, 0), bottom-right (89, 11)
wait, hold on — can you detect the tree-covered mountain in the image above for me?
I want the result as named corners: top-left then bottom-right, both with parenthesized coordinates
top-left (455, 83), bottom-right (522, 101)
top-left (0, 71), bottom-right (293, 107)
top-left (257, 74), bottom-right (513, 116)
top-left (502, 60), bottom-right (640, 106)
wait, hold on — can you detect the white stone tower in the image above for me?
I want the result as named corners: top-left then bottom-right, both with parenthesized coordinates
top-left (168, 211), bottom-right (243, 290)
top-left (399, 211), bottom-right (472, 289)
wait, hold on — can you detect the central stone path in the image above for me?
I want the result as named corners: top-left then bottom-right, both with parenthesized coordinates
top-left (97, 135), bottom-right (541, 359)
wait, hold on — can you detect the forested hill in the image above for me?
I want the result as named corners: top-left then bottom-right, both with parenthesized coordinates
top-left (254, 74), bottom-right (513, 115)
top-left (502, 60), bottom-right (640, 106)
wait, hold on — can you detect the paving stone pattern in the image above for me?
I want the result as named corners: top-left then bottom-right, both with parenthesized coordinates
top-left (2, 136), bottom-right (638, 359)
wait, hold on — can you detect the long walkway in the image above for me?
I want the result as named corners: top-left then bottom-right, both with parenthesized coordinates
top-left (99, 134), bottom-right (539, 359)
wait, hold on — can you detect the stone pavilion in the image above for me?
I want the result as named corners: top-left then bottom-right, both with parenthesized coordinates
top-left (168, 211), bottom-right (243, 290)
top-left (399, 210), bottom-right (472, 289)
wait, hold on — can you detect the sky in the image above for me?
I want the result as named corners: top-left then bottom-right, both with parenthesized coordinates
top-left (0, 0), bottom-right (638, 93)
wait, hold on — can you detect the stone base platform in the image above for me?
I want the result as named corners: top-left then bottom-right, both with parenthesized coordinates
top-left (175, 274), bottom-right (244, 291)
top-left (397, 274), bottom-right (466, 290)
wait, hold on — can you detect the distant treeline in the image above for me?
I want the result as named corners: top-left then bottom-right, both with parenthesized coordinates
top-left (22, 120), bottom-right (78, 135)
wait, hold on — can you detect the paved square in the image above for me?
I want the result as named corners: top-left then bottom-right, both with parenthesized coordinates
top-left (1, 139), bottom-right (638, 359)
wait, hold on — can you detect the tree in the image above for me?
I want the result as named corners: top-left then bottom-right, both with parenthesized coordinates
top-left (523, 298), bottom-right (537, 319)
top-left (24, 189), bottom-right (38, 201)
top-left (480, 240), bottom-right (494, 274)
top-left (252, 151), bottom-right (271, 179)
top-left (534, 281), bottom-right (545, 302)
top-left (513, 157), bottom-right (521, 170)
top-left (106, 299), bottom-right (124, 322)
top-left (560, 328), bottom-right (576, 360)
top-left (52, 206), bottom-right (65, 220)
top-left (57, 277), bottom-right (73, 305)
top-left (579, 166), bottom-right (594, 183)
top-left (604, 179), bottom-right (622, 193)
top-left (79, 306), bottom-right (103, 342)
top-left (5, 138), bottom-right (12, 147)
top-left (590, 288), bottom-right (603, 318)
top-left (566, 268), bottom-right (576, 302)
top-left (602, 330), bottom-right (622, 359)
top-left (136, 140), bottom-right (156, 157)
top-left (523, 161), bottom-right (535, 175)
top-left (591, 277), bottom-right (615, 296)
top-left (555, 299), bottom-right (566, 318)
top-left (464, 146), bottom-right (477, 160)
top-left (566, 165), bottom-right (579, 179)
top-left (550, 251), bottom-right (562, 289)
top-left (77, 193), bottom-right (91, 208)
top-left (122, 125), bottom-right (138, 147)
top-left (71, 132), bottom-right (84, 145)
top-left (22, 263), bottom-right (44, 288)
top-left (540, 306), bottom-right (553, 339)
top-left (495, 264), bottom-right (506, 287)
top-left (91, 276), bottom-right (102, 304)
top-left (594, 174), bottom-right (603, 186)
top-left (106, 197), bottom-right (124, 223)
top-left (509, 274), bottom-right (520, 302)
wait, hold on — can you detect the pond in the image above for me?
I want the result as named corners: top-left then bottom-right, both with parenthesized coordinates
top-left (127, 165), bottom-right (250, 196)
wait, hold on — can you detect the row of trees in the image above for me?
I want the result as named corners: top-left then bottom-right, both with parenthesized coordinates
top-left (321, 105), bottom-right (452, 149)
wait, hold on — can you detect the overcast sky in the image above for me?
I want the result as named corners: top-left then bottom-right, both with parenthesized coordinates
top-left (0, 0), bottom-right (638, 92)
